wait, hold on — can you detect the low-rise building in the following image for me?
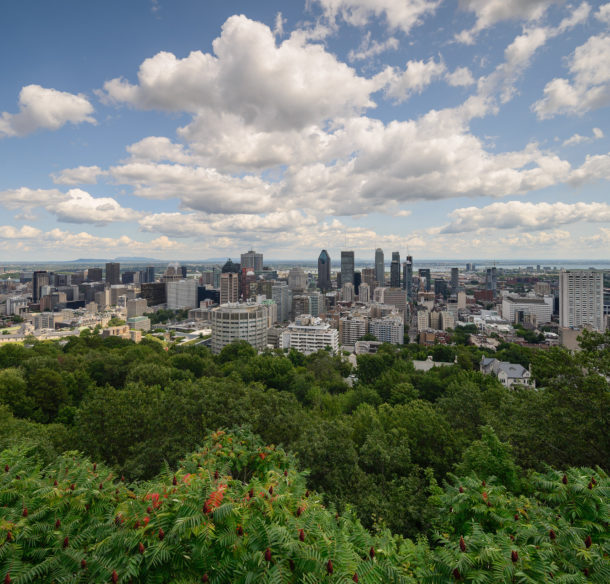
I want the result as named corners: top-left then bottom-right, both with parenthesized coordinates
top-left (127, 316), bottom-right (151, 331)
top-left (279, 315), bottom-right (338, 355)
top-left (480, 357), bottom-right (535, 388)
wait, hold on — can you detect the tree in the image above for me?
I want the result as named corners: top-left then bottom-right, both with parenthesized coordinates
top-left (455, 425), bottom-right (519, 491)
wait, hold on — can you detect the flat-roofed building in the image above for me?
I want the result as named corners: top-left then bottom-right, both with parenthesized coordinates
top-left (127, 316), bottom-right (151, 331)
top-left (369, 316), bottom-right (403, 344)
top-left (279, 315), bottom-right (338, 355)
top-left (167, 279), bottom-right (198, 310)
top-left (502, 296), bottom-right (553, 324)
top-left (339, 315), bottom-right (367, 346)
top-left (210, 303), bottom-right (268, 354)
top-left (559, 269), bottom-right (604, 331)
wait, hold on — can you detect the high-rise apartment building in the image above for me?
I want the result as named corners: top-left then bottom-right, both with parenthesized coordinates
top-left (339, 316), bottom-right (367, 346)
top-left (559, 270), bottom-right (604, 331)
top-left (375, 248), bottom-right (385, 287)
top-left (220, 272), bottom-right (240, 304)
top-left (390, 252), bottom-right (401, 288)
top-left (341, 251), bottom-right (355, 286)
top-left (241, 250), bottom-right (263, 272)
top-left (105, 262), bottom-right (121, 285)
top-left (307, 291), bottom-right (325, 317)
top-left (341, 282), bottom-right (355, 303)
top-left (359, 282), bottom-right (370, 303)
top-left (32, 270), bottom-right (49, 303)
top-left (369, 316), bottom-right (404, 345)
top-left (272, 283), bottom-right (291, 322)
top-left (210, 303), bottom-right (268, 354)
top-left (317, 250), bottom-right (331, 291)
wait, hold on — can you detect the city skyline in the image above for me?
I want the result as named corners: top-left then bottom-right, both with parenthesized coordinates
top-left (2, 1), bottom-right (610, 261)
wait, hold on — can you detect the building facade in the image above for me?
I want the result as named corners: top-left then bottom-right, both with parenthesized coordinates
top-left (240, 250), bottom-right (263, 272)
top-left (390, 252), bottom-right (401, 288)
top-left (559, 270), bottom-right (605, 331)
top-left (166, 279), bottom-right (198, 309)
top-left (369, 316), bottom-right (403, 344)
top-left (210, 303), bottom-right (268, 354)
top-left (375, 248), bottom-right (385, 287)
top-left (403, 255), bottom-right (413, 300)
top-left (502, 296), bottom-right (553, 324)
top-left (220, 272), bottom-right (240, 304)
top-left (340, 251), bottom-right (355, 286)
top-left (279, 317), bottom-right (339, 355)
top-left (105, 262), bottom-right (121, 286)
top-left (317, 249), bottom-right (331, 291)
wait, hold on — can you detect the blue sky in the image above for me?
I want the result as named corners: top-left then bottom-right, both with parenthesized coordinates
top-left (1, 0), bottom-right (610, 261)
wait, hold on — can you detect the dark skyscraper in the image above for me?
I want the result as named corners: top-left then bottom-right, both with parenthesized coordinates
top-left (390, 251), bottom-right (400, 288)
top-left (341, 251), bottom-right (355, 286)
top-left (317, 249), bottom-right (331, 291)
top-left (403, 255), bottom-right (413, 301)
top-left (87, 267), bottom-right (103, 282)
top-left (375, 248), bottom-right (385, 287)
top-left (145, 266), bottom-right (155, 283)
top-left (435, 278), bottom-right (448, 296)
top-left (105, 262), bottom-right (121, 285)
top-left (451, 267), bottom-right (459, 293)
top-left (32, 270), bottom-right (49, 303)
top-left (486, 267), bottom-right (497, 293)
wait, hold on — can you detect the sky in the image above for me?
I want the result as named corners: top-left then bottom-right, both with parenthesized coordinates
top-left (1, 0), bottom-right (610, 262)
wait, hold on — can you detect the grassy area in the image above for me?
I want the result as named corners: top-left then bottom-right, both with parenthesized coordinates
top-left (1, 326), bottom-right (20, 335)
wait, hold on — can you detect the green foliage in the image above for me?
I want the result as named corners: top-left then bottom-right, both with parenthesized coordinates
top-left (455, 426), bottom-right (519, 491)
top-left (1, 431), bottom-right (608, 583)
top-left (0, 329), bottom-right (608, 552)
top-left (427, 468), bottom-right (610, 583)
top-left (0, 430), bottom-right (411, 583)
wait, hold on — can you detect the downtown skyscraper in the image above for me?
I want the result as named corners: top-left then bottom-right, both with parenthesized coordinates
top-left (375, 248), bottom-right (385, 287)
top-left (341, 251), bottom-right (355, 286)
top-left (390, 252), bottom-right (400, 288)
top-left (317, 249), bottom-right (331, 291)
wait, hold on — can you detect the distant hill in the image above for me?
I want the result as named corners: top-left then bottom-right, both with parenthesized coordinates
top-left (65, 257), bottom-right (161, 263)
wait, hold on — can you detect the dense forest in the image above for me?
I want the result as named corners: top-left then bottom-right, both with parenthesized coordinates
top-left (0, 330), bottom-right (608, 582)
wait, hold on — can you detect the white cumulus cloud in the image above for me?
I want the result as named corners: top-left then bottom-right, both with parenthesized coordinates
top-left (379, 58), bottom-right (447, 102)
top-left (442, 201), bottom-right (610, 233)
top-left (563, 127), bottom-right (604, 146)
top-left (52, 166), bottom-right (106, 185)
top-left (533, 33), bottom-right (610, 118)
top-left (312, 0), bottom-right (440, 34)
top-left (100, 15), bottom-right (377, 132)
top-left (456, 0), bottom-right (563, 44)
top-left (0, 187), bottom-right (139, 225)
top-left (0, 85), bottom-right (95, 138)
